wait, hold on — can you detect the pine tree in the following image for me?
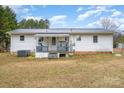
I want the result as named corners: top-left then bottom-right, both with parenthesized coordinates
top-left (0, 6), bottom-right (17, 51)
top-left (18, 18), bottom-right (50, 29)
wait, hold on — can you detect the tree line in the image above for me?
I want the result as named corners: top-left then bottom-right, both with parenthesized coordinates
top-left (18, 19), bottom-right (49, 29)
top-left (0, 5), bottom-right (50, 51)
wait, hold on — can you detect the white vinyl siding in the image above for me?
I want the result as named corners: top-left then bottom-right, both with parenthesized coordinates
top-left (11, 34), bottom-right (36, 52)
top-left (70, 34), bottom-right (113, 52)
top-left (11, 33), bottom-right (113, 53)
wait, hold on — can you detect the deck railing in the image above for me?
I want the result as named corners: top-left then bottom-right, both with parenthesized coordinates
top-left (36, 45), bottom-right (48, 52)
top-left (57, 46), bottom-right (69, 52)
top-left (36, 45), bottom-right (69, 52)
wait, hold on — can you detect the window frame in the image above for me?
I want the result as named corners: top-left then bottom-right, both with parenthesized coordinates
top-left (77, 35), bottom-right (81, 41)
top-left (93, 35), bottom-right (98, 43)
top-left (20, 35), bottom-right (25, 41)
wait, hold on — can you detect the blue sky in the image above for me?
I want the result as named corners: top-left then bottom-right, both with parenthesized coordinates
top-left (9, 5), bottom-right (124, 29)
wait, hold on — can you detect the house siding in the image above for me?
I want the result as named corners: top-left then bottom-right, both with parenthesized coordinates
top-left (10, 34), bottom-right (36, 52)
top-left (69, 34), bottom-right (113, 52)
top-left (10, 34), bottom-right (113, 53)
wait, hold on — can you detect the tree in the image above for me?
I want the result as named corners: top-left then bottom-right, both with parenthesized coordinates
top-left (119, 35), bottom-right (124, 44)
top-left (0, 6), bottom-right (4, 30)
top-left (17, 19), bottom-right (26, 28)
top-left (44, 19), bottom-right (50, 29)
top-left (0, 6), bottom-right (17, 51)
top-left (100, 17), bottom-right (122, 48)
top-left (39, 19), bottom-right (45, 28)
top-left (2, 6), bottom-right (17, 31)
top-left (100, 17), bottom-right (120, 31)
top-left (113, 32), bottom-right (122, 48)
top-left (18, 18), bottom-right (50, 29)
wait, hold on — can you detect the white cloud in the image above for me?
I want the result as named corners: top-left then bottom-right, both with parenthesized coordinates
top-left (87, 17), bottom-right (124, 29)
top-left (107, 18), bottom-right (124, 29)
top-left (49, 15), bottom-right (67, 27)
top-left (87, 21), bottom-right (101, 28)
top-left (111, 11), bottom-right (123, 17)
top-left (77, 6), bottom-right (117, 21)
top-left (95, 6), bottom-right (107, 12)
top-left (8, 5), bottom-right (29, 14)
top-left (77, 10), bottom-right (100, 21)
top-left (89, 6), bottom-right (110, 12)
top-left (23, 16), bottom-right (43, 21)
top-left (120, 24), bottom-right (124, 29)
top-left (117, 18), bottom-right (124, 24)
top-left (8, 5), bottom-right (35, 21)
top-left (111, 9), bottom-right (117, 12)
top-left (7, 5), bottom-right (21, 13)
top-left (77, 6), bottom-right (109, 21)
top-left (49, 15), bottom-right (67, 21)
top-left (76, 7), bottom-right (83, 12)
top-left (22, 8), bottom-right (30, 13)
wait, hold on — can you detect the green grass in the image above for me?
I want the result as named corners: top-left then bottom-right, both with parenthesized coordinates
top-left (0, 53), bottom-right (124, 87)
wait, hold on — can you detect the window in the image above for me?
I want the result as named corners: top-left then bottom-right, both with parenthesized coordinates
top-left (65, 37), bottom-right (68, 41)
top-left (77, 36), bottom-right (81, 41)
top-left (38, 37), bottom-right (44, 42)
top-left (93, 35), bottom-right (98, 43)
top-left (52, 37), bottom-right (56, 45)
top-left (20, 35), bottom-right (24, 41)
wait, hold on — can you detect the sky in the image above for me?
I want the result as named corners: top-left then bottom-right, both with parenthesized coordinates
top-left (8, 5), bottom-right (124, 29)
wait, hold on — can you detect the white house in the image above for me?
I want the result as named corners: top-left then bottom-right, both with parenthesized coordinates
top-left (10, 28), bottom-right (114, 58)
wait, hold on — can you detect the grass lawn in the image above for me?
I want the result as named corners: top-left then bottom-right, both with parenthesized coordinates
top-left (0, 53), bottom-right (124, 88)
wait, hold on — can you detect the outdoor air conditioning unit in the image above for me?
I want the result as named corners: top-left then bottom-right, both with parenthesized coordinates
top-left (17, 50), bottom-right (31, 57)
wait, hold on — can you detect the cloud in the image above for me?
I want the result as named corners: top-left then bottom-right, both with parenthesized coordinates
top-left (87, 21), bottom-right (101, 28)
top-left (77, 6), bottom-right (109, 21)
top-left (8, 5), bottom-right (36, 21)
top-left (87, 17), bottom-right (124, 29)
top-left (49, 15), bottom-right (67, 27)
top-left (21, 16), bottom-right (43, 21)
top-left (77, 10), bottom-right (100, 21)
top-left (49, 15), bottom-right (67, 21)
top-left (22, 8), bottom-right (30, 13)
top-left (111, 11), bottom-right (123, 17)
top-left (77, 6), bottom-right (116, 21)
top-left (76, 7), bottom-right (83, 12)
top-left (96, 6), bottom-right (110, 11)
top-left (87, 6), bottom-right (123, 25)
top-left (112, 18), bottom-right (124, 29)
top-left (107, 18), bottom-right (124, 29)
top-left (119, 24), bottom-right (124, 29)
top-left (8, 5), bottom-right (30, 14)
top-left (7, 5), bottom-right (22, 13)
